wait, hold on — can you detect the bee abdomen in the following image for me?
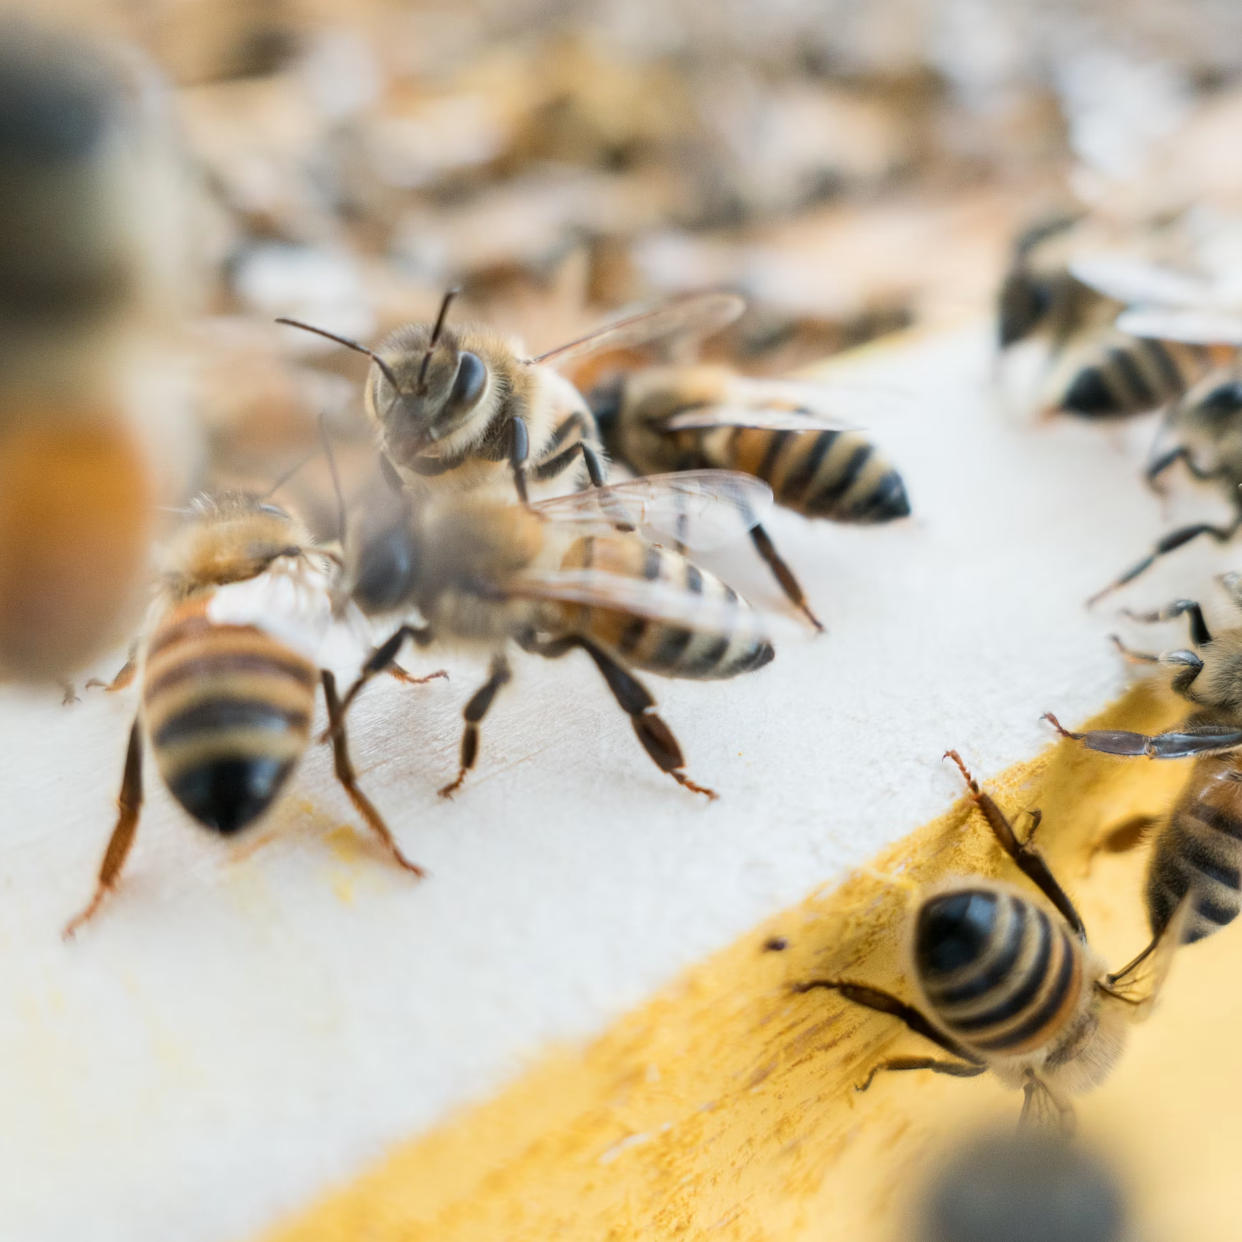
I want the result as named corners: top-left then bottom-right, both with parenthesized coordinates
top-left (560, 536), bottom-right (773, 681)
top-left (143, 604), bottom-right (317, 834)
top-left (916, 889), bottom-right (1082, 1058)
top-left (1062, 337), bottom-right (1208, 418)
top-left (1147, 792), bottom-right (1242, 944)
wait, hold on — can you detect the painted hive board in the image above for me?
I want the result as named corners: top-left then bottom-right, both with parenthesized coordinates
top-left (0, 323), bottom-right (1234, 1241)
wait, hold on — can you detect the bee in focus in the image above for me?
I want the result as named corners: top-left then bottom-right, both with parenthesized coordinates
top-left (276, 291), bottom-right (745, 505)
top-left (997, 218), bottom-right (1219, 419)
top-left (0, 22), bottom-right (193, 687)
top-left (334, 470), bottom-right (778, 800)
top-left (1047, 577), bottom-right (1242, 944)
top-left (65, 494), bottom-right (425, 938)
top-left (589, 361), bottom-right (910, 630)
top-left (794, 752), bottom-right (1183, 1131)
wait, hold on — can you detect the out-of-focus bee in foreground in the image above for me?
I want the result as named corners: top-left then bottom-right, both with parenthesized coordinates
top-left (998, 217), bottom-right (1223, 420)
top-left (794, 752), bottom-right (1184, 1132)
top-left (915, 1128), bottom-right (1128, 1242)
top-left (1047, 576), bottom-right (1242, 944)
top-left (0, 21), bottom-right (194, 687)
top-left (276, 292), bottom-right (746, 504)
top-left (65, 494), bottom-right (425, 938)
top-left (589, 361), bottom-right (910, 630)
top-left (334, 469), bottom-right (778, 800)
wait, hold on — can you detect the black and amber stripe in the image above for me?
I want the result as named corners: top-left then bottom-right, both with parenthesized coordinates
top-left (1058, 332), bottom-right (1211, 419)
top-left (1147, 753), bottom-right (1242, 944)
top-left (142, 598), bottom-right (317, 834)
top-left (558, 535), bottom-right (774, 681)
top-left (914, 887), bottom-right (1083, 1058)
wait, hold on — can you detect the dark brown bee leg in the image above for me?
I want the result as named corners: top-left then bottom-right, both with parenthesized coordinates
top-left (580, 441), bottom-right (607, 488)
top-left (1088, 519), bottom-right (1242, 607)
top-left (439, 656), bottom-right (512, 798)
top-left (321, 671), bottom-right (425, 876)
top-left (749, 523), bottom-right (824, 632)
top-left (321, 624), bottom-right (436, 742)
top-left (1146, 445), bottom-right (1221, 491)
top-left (509, 414), bottom-right (530, 505)
top-left (85, 645), bottom-right (139, 693)
top-left (1043, 712), bottom-right (1242, 759)
top-left (856, 1057), bottom-right (989, 1090)
top-left (1122, 598), bottom-right (1212, 646)
top-left (64, 718), bottom-right (144, 938)
top-left (944, 749), bottom-right (1086, 939)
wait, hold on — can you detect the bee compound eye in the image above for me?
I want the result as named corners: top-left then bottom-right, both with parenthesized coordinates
top-left (1199, 382), bottom-right (1242, 419)
top-left (353, 525), bottom-right (417, 614)
top-left (447, 351), bottom-right (487, 414)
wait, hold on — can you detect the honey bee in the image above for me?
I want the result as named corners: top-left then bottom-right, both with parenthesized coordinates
top-left (275, 291), bottom-right (745, 504)
top-left (794, 752), bottom-right (1183, 1131)
top-left (334, 470), bottom-right (779, 799)
top-left (64, 494), bottom-right (426, 938)
top-left (1047, 578), bottom-right (1242, 944)
top-left (0, 24), bottom-right (194, 686)
top-left (589, 363), bottom-right (910, 630)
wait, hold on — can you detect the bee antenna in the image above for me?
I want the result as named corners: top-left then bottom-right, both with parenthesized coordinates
top-left (417, 287), bottom-right (460, 390)
top-left (378, 453), bottom-right (406, 495)
top-left (320, 414), bottom-right (347, 545)
top-left (275, 317), bottom-right (401, 394)
top-left (262, 444), bottom-right (322, 500)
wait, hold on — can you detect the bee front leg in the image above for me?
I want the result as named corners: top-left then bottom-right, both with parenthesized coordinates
top-left (64, 717), bottom-right (144, 938)
top-left (323, 624), bottom-right (436, 742)
top-left (509, 415), bottom-right (530, 505)
top-left (439, 655), bottom-right (512, 798)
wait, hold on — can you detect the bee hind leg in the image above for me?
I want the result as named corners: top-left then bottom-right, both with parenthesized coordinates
top-left (64, 717), bottom-right (144, 939)
top-left (439, 656), bottom-right (512, 799)
top-left (749, 523), bottom-right (823, 632)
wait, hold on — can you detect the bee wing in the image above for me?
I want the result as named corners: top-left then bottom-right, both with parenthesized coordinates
top-left (206, 558), bottom-right (334, 661)
top-left (1068, 254), bottom-right (1215, 308)
top-left (1100, 894), bottom-right (1191, 1019)
top-left (510, 568), bottom-right (793, 639)
top-left (530, 470), bottom-right (773, 551)
top-left (528, 293), bottom-right (746, 368)
top-left (1017, 1076), bottom-right (1075, 1134)
top-left (1116, 307), bottom-right (1242, 345)
top-left (658, 403), bottom-right (857, 433)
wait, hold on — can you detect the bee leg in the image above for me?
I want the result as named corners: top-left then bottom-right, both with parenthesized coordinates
top-left (59, 680), bottom-right (79, 706)
top-left (85, 645), bottom-right (139, 693)
top-left (1088, 519), bottom-right (1242, 607)
top-left (855, 1057), bottom-right (989, 1091)
top-left (64, 718), bottom-right (144, 938)
top-left (944, 749), bottom-right (1086, 939)
top-left (509, 415), bottom-right (530, 505)
top-left (580, 441), bottom-right (607, 488)
top-left (1147, 445), bottom-right (1220, 490)
top-left (1043, 712), bottom-right (1242, 759)
top-left (749, 523), bottom-right (823, 632)
top-left (385, 663), bottom-right (449, 688)
top-left (321, 671), bottom-right (425, 876)
top-left (1109, 634), bottom-right (1160, 664)
top-left (1122, 598), bottom-right (1212, 646)
top-left (792, 979), bottom-right (982, 1066)
top-left (324, 624), bottom-right (436, 742)
top-left (439, 656), bottom-right (512, 798)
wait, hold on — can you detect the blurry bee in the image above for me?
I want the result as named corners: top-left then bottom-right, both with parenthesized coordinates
top-left (64, 494), bottom-right (425, 938)
top-left (589, 363), bottom-right (910, 629)
top-left (916, 1128), bottom-right (1127, 1242)
top-left (998, 219), bottom-right (1218, 419)
top-left (0, 23), bottom-right (193, 685)
top-left (335, 470), bottom-right (778, 799)
top-left (795, 752), bottom-right (1183, 1131)
top-left (1047, 577), bottom-right (1242, 944)
top-left (275, 291), bottom-right (745, 505)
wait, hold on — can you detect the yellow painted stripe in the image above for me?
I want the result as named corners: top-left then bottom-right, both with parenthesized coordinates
top-left (258, 683), bottom-right (1200, 1242)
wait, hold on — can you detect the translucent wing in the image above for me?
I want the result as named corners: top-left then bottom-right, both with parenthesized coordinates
top-left (206, 558), bottom-right (334, 660)
top-left (510, 568), bottom-right (794, 640)
top-left (529, 293), bottom-right (746, 368)
top-left (1017, 1075), bottom-right (1075, 1134)
top-left (531, 470), bottom-right (773, 551)
top-left (659, 403), bottom-right (856, 433)
top-left (1117, 308), bottom-right (1242, 345)
top-left (1100, 894), bottom-right (1191, 1020)
top-left (1069, 254), bottom-right (1214, 308)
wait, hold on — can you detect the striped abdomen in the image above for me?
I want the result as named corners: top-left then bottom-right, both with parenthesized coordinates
top-left (1059, 333), bottom-right (1210, 418)
top-left (693, 426), bottom-right (909, 524)
top-left (915, 888), bottom-right (1083, 1059)
top-left (142, 599), bottom-right (317, 834)
top-left (558, 535), bottom-right (774, 680)
top-left (1147, 753), bottom-right (1242, 944)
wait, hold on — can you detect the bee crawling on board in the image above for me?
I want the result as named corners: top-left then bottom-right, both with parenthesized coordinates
top-left (1048, 574), bottom-right (1242, 944)
top-left (793, 751), bottom-right (1185, 1132)
top-left (589, 359), bottom-right (911, 631)
top-left (276, 290), bottom-right (745, 505)
top-left (332, 468), bottom-right (782, 801)
top-left (64, 493), bottom-right (439, 938)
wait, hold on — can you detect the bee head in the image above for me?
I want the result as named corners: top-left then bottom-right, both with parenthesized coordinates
top-left (346, 474), bottom-right (422, 617)
top-left (997, 269), bottom-right (1050, 348)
